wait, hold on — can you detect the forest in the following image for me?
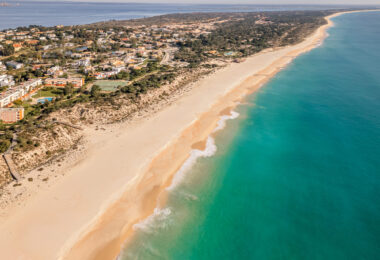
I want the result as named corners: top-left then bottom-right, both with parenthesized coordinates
top-left (174, 11), bottom-right (331, 65)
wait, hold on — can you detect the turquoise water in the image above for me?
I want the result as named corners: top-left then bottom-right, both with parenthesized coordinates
top-left (37, 97), bottom-right (53, 104)
top-left (121, 12), bottom-right (380, 260)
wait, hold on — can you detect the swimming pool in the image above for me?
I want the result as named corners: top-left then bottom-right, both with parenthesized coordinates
top-left (37, 97), bottom-right (53, 104)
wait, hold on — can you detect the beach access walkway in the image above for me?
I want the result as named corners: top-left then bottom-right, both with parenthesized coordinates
top-left (3, 133), bottom-right (21, 181)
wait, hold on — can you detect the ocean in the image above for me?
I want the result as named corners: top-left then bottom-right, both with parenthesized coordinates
top-left (0, 1), bottom-right (359, 30)
top-left (120, 11), bottom-right (380, 260)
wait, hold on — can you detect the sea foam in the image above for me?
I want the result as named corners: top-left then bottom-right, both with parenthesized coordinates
top-left (213, 111), bottom-right (240, 132)
top-left (132, 110), bottom-right (240, 237)
top-left (133, 207), bottom-right (172, 234)
top-left (167, 136), bottom-right (217, 190)
top-left (167, 110), bottom-right (240, 190)
top-left (167, 111), bottom-right (239, 190)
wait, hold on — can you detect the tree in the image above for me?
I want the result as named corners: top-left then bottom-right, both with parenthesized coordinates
top-left (0, 139), bottom-right (11, 153)
top-left (64, 83), bottom-right (74, 96)
top-left (1, 44), bottom-right (15, 56)
top-left (111, 43), bottom-right (121, 51)
top-left (0, 85), bottom-right (9, 92)
top-left (13, 100), bottom-right (23, 106)
top-left (90, 85), bottom-right (101, 98)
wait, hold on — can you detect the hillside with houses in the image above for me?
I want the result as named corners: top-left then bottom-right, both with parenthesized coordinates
top-left (0, 10), bottom-right (331, 188)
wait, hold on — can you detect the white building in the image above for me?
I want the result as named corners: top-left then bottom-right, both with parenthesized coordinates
top-left (0, 74), bottom-right (15, 87)
top-left (75, 58), bottom-right (91, 67)
top-left (5, 61), bottom-right (23, 69)
top-left (0, 78), bottom-right (42, 107)
top-left (47, 66), bottom-right (63, 76)
top-left (93, 66), bottom-right (125, 79)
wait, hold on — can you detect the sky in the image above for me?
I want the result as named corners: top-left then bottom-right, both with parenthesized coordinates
top-left (18, 0), bottom-right (380, 5)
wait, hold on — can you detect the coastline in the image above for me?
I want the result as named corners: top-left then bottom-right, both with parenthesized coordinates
top-left (0, 10), bottom-right (373, 260)
top-left (62, 12), bottom-right (339, 260)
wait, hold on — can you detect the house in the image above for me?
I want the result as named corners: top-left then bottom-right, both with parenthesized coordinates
top-left (93, 72), bottom-right (108, 80)
top-left (0, 89), bottom-right (19, 107)
top-left (76, 46), bottom-right (88, 52)
top-left (32, 63), bottom-right (50, 70)
top-left (12, 43), bottom-right (22, 51)
top-left (47, 33), bottom-right (57, 39)
top-left (0, 74), bottom-right (15, 87)
top-left (42, 45), bottom-right (52, 50)
top-left (65, 51), bottom-right (73, 57)
top-left (65, 35), bottom-right (74, 41)
top-left (47, 66), bottom-right (63, 76)
top-left (71, 53), bottom-right (83, 58)
top-left (97, 38), bottom-right (106, 44)
top-left (206, 50), bottom-right (218, 55)
top-left (0, 107), bottom-right (24, 123)
top-left (5, 61), bottom-right (23, 69)
top-left (19, 78), bottom-right (43, 91)
top-left (0, 79), bottom-right (42, 107)
top-left (109, 59), bottom-right (124, 67)
top-left (25, 39), bottom-right (39, 45)
top-left (75, 58), bottom-right (91, 67)
top-left (44, 77), bottom-right (84, 88)
top-left (14, 35), bottom-right (26, 40)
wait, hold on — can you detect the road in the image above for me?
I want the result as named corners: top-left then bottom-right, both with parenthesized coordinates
top-left (160, 47), bottom-right (177, 65)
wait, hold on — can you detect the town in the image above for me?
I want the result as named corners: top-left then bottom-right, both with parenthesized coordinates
top-left (0, 11), bottom-right (322, 124)
top-left (0, 20), bottom-right (221, 122)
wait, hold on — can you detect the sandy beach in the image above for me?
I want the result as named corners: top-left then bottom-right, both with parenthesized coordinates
top-left (0, 11), bottom-right (368, 260)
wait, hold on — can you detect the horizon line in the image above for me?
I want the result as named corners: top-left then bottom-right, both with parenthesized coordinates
top-left (12, 1), bottom-right (380, 6)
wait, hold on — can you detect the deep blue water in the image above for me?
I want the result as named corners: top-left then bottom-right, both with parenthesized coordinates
top-left (121, 11), bottom-right (380, 260)
top-left (0, 1), bottom-right (363, 30)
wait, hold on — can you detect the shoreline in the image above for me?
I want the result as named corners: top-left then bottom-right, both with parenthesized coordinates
top-left (0, 10), bottom-right (375, 260)
top-left (61, 12), bottom-right (339, 260)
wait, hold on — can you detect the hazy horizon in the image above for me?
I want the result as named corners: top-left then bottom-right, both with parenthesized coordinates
top-left (14, 0), bottom-right (380, 6)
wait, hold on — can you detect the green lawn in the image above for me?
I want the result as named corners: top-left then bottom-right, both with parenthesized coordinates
top-left (33, 87), bottom-right (63, 98)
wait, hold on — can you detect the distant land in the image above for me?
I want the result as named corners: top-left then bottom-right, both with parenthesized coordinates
top-left (0, 1), bottom-right (377, 30)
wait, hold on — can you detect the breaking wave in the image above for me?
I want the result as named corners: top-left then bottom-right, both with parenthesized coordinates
top-left (213, 111), bottom-right (240, 132)
top-left (128, 110), bottom-right (240, 252)
top-left (133, 207), bottom-right (172, 234)
top-left (167, 110), bottom-right (239, 190)
top-left (167, 136), bottom-right (217, 191)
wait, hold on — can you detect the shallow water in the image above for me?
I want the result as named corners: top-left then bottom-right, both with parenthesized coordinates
top-left (121, 11), bottom-right (380, 260)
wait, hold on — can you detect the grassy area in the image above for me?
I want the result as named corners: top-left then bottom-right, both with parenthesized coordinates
top-left (94, 80), bottom-right (129, 91)
top-left (33, 87), bottom-right (63, 98)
